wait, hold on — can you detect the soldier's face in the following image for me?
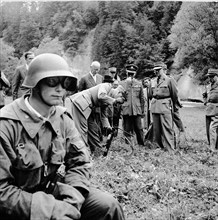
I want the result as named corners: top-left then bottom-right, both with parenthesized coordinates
top-left (127, 71), bottom-right (135, 78)
top-left (39, 77), bottom-right (67, 106)
top-left (154, 69), bottom-right (162, 77)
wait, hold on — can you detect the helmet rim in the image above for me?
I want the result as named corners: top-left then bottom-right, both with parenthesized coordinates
top-left (22, 53), bottom-right (77, 88)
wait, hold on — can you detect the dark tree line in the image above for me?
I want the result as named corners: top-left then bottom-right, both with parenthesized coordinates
top-left (1, 1), bottom-right (218, 82)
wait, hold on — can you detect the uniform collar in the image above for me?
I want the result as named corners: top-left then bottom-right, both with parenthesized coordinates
top-left (1, 96), bottom-right (66, 138)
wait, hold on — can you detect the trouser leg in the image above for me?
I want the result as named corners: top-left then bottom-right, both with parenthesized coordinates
top-left (88, 113), bottom-right (102, 153)
top-left (133, 116), bottom-right (144, 145)
top-left (206, 116), bottom-right (211, 145)
top-left (122, 115), bottom-right (133, 143)
top-left (80, 188), bottom-right (125, 220)
top-left (209, 116), bottom-right (218, 150)
top-left (152, 113), bottom-right (163, 148)
top-left (173, 110), bottom-right (185, 132)
top-left (160, 113), bottom-right (175, 151)
top-left (113, 115), bottom-right (120, 137)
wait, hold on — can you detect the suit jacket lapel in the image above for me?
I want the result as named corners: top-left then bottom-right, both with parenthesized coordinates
top-left (21, 65), bottom-right (28, 79)
top-left (88, 73), bottom-right (96, 87)
top-left (96, 74), bottom-right (102, 85)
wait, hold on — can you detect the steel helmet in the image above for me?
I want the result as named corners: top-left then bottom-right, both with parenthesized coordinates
top-left (22, 53), bottom-right (77, 88)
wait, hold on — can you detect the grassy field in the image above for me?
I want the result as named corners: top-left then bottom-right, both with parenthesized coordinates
top-left (91, 103), bottom-right (218, 220)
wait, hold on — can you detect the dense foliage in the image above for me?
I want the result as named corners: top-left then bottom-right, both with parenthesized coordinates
top-left (168, 2), bottom-right (218, 82)
top-left (1, 1), bottom-right (218, 82)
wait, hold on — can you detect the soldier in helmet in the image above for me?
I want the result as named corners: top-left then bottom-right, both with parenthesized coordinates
top-left (0, 53), bottom-right (125, 220)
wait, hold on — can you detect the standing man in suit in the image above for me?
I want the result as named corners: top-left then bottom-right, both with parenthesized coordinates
top-left (120, 64), bottom-right (145, 146)
top-left (78, 61), bottom-right (103, 91)
top-left (12, 51), bottom-right (35, 100)
top-left (78, 61), bottom-right (104, 152)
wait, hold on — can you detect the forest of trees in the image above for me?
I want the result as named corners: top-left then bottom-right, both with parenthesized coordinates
top-left (1, 1), bottom-right (218, 83)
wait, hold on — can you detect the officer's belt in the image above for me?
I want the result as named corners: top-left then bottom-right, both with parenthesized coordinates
top-left (153, 96), bottom-right (170, 100)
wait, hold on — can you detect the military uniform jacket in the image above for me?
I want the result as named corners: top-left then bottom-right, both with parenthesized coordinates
top-left (78, 72), bottom-right (103, 91)
top-left (205, 81), bottom-right (218, 116)
top-left (149, 75), bottom-right (178, 114)
top-left (12, 65), bottom-right (30, 100)
top-left (120, 78), bottom-right (145, 116)
top-left (0, 96), bottom-right (91, 219)
top-left (66, 83), bottom-right (120, 128)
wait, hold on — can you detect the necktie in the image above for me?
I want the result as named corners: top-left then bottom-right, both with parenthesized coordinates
top-left (157, 76), bottom-right (160, 85)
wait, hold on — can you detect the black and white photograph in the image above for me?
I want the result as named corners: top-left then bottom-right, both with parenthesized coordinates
top-left (1, 0), bottom-right (218, 219)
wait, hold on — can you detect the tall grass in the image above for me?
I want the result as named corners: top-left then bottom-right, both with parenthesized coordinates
top-left (91, 103), bottom-right (218, 220)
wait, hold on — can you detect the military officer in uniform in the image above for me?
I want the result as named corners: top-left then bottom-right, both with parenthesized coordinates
top-left (149, 61), bottom-right (179, 151)
top-left (203, 68), bottom-right (218, 150)
top-left (120, 64), bottom-right (145, 146)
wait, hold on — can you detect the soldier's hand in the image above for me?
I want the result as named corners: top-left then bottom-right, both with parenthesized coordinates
top-left (178, 103), bottom-right (183, 108)
top-left (202, 92), bottom-right (207, 99)
top-left (52, 200), bottom-right (81, 220)
top-left (103, 126), bottom-right (112, 135)
top-left (115, 97), bottom-right (124, 104)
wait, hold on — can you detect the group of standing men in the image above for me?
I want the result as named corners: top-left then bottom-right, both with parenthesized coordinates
top-left (9, 52), bottom-right (185, 154)
top-left (2, 51), bottom-right (186, 156)
top-left (72, 60), bottom-right (185, 154)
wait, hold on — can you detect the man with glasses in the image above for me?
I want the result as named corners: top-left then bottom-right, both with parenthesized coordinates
top-left (149, 61), bottom-right (179, 151)
top-left (12, 51), bottom-right (35, 100)
top-left (203, 68), bottom-right (218, 151)
top-left (0, 53), bottom-right (125, 220)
